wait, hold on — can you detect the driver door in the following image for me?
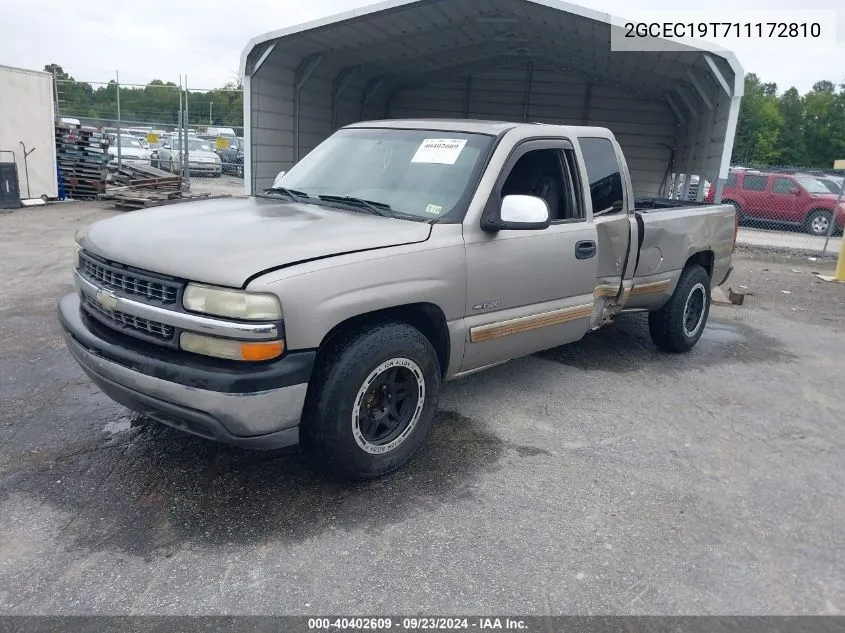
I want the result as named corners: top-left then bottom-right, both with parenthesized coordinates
top-left (460, 140), bottom-right (598, 372)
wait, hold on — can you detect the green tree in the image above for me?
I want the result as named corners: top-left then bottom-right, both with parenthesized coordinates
top-left (733, 73), bottom-right (784, 164)
top-left (776, 87), bottom-right (809, 166)
top-left (803, 81), bottom-right (845, 168)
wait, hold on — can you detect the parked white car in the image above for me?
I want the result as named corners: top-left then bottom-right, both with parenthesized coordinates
top-left (107, 134), bottom-right (152, 167)
top-left (156, 137), bottom-right (222, 177)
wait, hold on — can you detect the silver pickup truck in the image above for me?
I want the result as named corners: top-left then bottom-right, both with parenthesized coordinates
top-left (59, 119), bottom-right (736, 479)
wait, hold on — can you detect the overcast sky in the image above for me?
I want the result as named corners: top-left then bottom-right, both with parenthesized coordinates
top-left (1, 0), bottom-right (842, 93)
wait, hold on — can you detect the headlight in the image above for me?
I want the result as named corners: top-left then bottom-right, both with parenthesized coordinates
top-left (73, 246), bottom-right (81, 270)
top-left (182, 283), bottom-right (282, 320)
top-left (180, 332), bottom-right (284, 361)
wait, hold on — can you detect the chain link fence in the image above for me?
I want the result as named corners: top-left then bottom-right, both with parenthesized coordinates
top-left (54, 75), bottom-right (246, 199)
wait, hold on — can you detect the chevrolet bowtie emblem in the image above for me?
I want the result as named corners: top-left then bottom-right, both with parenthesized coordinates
top-left (96, 289), bottom-right (119, 311)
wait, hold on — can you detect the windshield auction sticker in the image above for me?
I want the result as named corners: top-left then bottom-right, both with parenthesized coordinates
top-left (411, 139), bottom-right (467, 165)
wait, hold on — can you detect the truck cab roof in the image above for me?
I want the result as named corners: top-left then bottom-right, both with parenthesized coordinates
top-left (345, 118), bottom-right (614, 140)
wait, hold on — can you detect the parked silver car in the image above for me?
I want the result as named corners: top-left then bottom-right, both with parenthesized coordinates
top-left (106, 134), bottom-right (151, 168)
top-left (156, 137), bottom-right (222, 177)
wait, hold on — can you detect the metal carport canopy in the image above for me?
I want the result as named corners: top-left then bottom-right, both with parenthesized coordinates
top-left (239, 0), bottom-right (743, 199)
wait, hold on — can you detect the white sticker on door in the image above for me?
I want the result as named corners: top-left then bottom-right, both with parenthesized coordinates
top-left (411, 138), bottom-right (467, 165)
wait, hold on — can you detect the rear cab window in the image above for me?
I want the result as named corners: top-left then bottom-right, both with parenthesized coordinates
top-left (577, 137), bottom-right (625, 215)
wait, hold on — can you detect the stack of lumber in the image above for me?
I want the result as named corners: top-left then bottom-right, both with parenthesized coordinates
top-left (55, 124), bottom-right (110, 199)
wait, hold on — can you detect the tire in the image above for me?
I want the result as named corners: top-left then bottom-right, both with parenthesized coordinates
top-left (301, 322), bottom-right (441, 480)
top-left (648, 265), bottom-right (711, 353)
top-left (804, 209), bottom-right (832, 236)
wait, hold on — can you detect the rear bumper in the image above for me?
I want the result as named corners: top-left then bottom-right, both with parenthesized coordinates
top-left (59, 294), bottom-right (313, 449)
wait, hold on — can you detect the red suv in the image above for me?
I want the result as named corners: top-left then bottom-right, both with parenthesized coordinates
top-left (705, 170), bottom-right (845, 236)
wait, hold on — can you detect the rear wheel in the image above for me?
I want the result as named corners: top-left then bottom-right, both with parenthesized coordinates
top-left (301, 322), bottom-right (440, 480)
top-left (648, 265), bottom-right (711, 353)
top-left (805, 209), bottom-right (832, 236)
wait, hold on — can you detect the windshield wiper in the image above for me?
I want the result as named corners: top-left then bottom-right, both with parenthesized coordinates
top-left (264, 186), bottom-right (310, 203)
top-left (318, 195), bottom-right (391, 217)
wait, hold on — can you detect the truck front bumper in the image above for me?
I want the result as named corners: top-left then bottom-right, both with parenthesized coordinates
top-left (59, 294), bottom-right (314, 450)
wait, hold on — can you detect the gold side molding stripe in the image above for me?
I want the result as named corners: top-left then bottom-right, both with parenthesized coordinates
top-left (593, 284), bottom-right (620, 298)
top-left (629, 279), bottom-right (671, 296)
top-left (470, 303), bottom-right (593, 343)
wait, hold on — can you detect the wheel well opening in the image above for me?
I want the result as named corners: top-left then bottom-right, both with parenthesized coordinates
top-left (807, 208), bottom-right (832, 220)
top-left (685, 251), bottom-right (714, 279)
top-left (318, 303), bottom-right (450, 378)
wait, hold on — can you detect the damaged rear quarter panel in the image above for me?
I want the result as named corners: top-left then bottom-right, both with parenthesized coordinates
top-left (629, 205), bottom-right (735, 309)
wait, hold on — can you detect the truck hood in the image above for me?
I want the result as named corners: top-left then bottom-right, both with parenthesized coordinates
top-left (77, 197), bottom-right (432, 288)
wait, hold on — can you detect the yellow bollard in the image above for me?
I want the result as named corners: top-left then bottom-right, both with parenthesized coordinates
top-left (817, 233), bottom-right (845, 283)
top-left (834, 233), bottom-right (845, 281)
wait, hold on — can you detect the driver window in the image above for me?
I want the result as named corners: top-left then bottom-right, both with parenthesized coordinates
top-left (501, 148), bottom-right (579, 221)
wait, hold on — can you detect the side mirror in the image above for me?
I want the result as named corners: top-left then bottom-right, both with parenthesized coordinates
top-left (482, 195), bottom-right (551, 232)
top-left (162, 144), bottom-right (171, 150)
top-left (271, 171), bottom-right (287, 188)
top-left (789, 187), bottom-right (801, 195)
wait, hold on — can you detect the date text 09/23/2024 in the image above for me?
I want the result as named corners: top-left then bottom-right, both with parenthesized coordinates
top-left (307, 617), bottom-right (527, 630)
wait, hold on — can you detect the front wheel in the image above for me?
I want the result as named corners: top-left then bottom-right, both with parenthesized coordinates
top-left (301, 322), bottom-right (441, 480)
top-left (648, 265), bottom-right (711, 353)
top-left (805, 209), bottom-right (832, 236)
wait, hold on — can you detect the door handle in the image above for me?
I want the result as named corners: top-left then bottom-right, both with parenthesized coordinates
top-left (575, 240), bottom-right (597, 259)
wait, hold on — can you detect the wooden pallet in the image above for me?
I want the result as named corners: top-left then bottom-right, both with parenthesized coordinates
top-left (109, 192), bottom-right (227, 210)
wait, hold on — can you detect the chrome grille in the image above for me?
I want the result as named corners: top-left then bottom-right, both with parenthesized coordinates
top-left (79, 251), bottom-right (180, 304)
top-left (82, 293), bottom-right (174, 341)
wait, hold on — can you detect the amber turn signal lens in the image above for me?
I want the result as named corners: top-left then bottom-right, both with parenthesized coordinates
top-left (239, 340), bottom-right (285, 361)
top-left (180, 332), bottom-right (285, 361)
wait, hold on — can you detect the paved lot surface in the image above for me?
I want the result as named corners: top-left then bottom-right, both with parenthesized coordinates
top-left (189, 174), bottom-right (245, 199)
top-left (1, 203), bottom-right (844, 615)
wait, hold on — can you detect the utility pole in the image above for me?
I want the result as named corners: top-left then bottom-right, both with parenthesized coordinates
top-left (115, 70), bottom-right (122, 168)
top-left (183, 75), bottom-right (191, 188)
top-left (209, 101), bottom-right (213, 125)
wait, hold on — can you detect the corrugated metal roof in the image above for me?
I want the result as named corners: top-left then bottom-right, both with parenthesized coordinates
top-left (240, 0), bottom-right (743, 100)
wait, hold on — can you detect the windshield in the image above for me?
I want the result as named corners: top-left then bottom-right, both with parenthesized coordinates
top-left (272, 128), bottom-right (494, 219)
top-left (817, 179), bottom-right (842, 194)
top-left (119, 136), bottom-right (143, 148)
top-left (172, 139), bottom-right (213, 152)
top-left (795, 175), bottom-right (833, 194)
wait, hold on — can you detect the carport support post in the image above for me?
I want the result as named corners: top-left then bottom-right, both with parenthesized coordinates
top-left (581, 83), bottom-right (592, 125)
top-left (360, 78), bottom-right (384, 121)
top-left (522, 61), bottom-right (534, 122)
top-left (331, 66), bottom-right (361, 130)
top-left (293, 55), bottom-right (323, 163)
top-left (463, 76), bottom-right (472, 119)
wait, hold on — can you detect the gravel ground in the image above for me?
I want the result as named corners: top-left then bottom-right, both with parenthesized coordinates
top-left (1, 202), bottom-right (843, 615)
